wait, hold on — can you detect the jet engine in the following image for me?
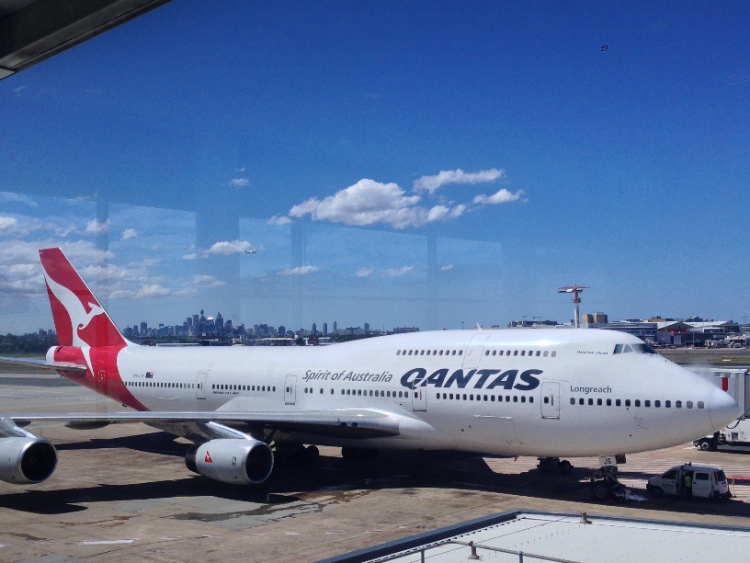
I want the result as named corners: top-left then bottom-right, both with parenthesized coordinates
top-left (185, 438), bottom-right (274, 485)
top-left (0, 437), bottom-right (58, 484)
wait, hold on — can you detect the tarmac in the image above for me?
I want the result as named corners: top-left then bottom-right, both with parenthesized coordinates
top-left (1, 367), bottom-right (749, 563)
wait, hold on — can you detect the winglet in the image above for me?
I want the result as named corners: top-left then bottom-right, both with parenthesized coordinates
top-left (39, 248), bottom-right (128, 348)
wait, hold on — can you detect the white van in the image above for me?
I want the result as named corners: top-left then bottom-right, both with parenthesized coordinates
top-left (647, 464), bottom-right (731, 500)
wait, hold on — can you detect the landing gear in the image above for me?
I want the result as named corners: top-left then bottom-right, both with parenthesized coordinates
top-left (537, 457), bottom-right (573, 475)
top-left (271, 443), bottom-right (321, 474)
top-left (341, 446), bottom-right (379, 461)
top-left (590, 466), bottom-right (628, 501)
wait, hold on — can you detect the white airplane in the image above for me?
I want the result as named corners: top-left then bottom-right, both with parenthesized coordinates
top-left (0, 248), bottom-right (740, 487)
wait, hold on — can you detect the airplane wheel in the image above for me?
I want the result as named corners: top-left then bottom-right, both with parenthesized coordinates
top-left (305, 445), bottom-right (320, 463)
top-left (592, 483), bottom-right (609, 501)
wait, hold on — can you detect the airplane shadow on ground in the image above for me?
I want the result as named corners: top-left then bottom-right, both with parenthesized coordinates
top-left (2, 434), bottom-right (748, 518)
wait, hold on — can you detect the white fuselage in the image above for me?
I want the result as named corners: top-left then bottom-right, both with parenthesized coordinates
top-left (66, 328), bottom-right (739, 458)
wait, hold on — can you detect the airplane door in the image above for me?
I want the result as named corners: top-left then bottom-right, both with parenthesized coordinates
top-left (412, 386), bottom-right (426, 412)
top-left (196, 372), bottom-right (207, 400)
top-left (285, 375), bottom-right (297, 405)
top-left (97, 370), bottom-right (108, 395)
top-left (463, 334), bottom-right (490, 369)
top-left (540, 382), bottom-right (560, 419)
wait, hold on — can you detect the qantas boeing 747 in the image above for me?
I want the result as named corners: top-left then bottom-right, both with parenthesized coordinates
top-left (0, 248), bottom-right (740, 487)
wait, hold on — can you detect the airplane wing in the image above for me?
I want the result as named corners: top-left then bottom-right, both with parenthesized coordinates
top-left (0, 355), bottom-right (87, 372)
top-left (5, 408), bottom-right (402, 440)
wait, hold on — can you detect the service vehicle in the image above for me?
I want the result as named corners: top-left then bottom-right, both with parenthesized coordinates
top-left (647, 463), bottom-right (731, 500)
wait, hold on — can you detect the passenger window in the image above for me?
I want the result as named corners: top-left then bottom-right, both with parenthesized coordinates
top-left (569, 398), bottom-right (574, 405)
top-left (665, 400), bottom-right (671, 408)
top-left (579, 398), bottom-right (584, 405)
top-left (676, 401), bottom-right (682, 408)
top-left (655, 400), bottom-right (661, 407)
top-left (625, 399), bottom-right (631, 407)
top-left (698, 401), bottom-right (704, 409)
top-left (687, 401), bottom-right (693, 409)
top-left (513, 350), bottom-right (518, 356)
top-left (635, 400), bottom-right (641, 407)
top-left (645, 400), bottom-right (650, 407)
top-left (551, 351), bottom-right (556, 357)
top-left (606, 399), bottom-right (611, 406)
top-left (616, 399), bottom-right (621, 406)
top-left (597, 398), bottom-right (602, 406)
top-left (521, 351), bottom-right (525, 356)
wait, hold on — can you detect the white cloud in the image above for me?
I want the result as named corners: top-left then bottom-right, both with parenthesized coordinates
top-left (183, 240), bottom-right (255, 259)
top-left (193, 274), bottom-right (225, 287)
top-left (355, 267), bottom-right (374, 277)
top-left (208, 240), bottom-right (254, 255)
top-left (472, 188), bottom-right (526, 205)
top-left (269, 215), bottom-right (293, 225)
top-left (383, 266), bottom-right (414, 277)
top-left (413, 168), bottom-right (505, 195)
top-left (278, 265), bottom-right (319, 276)
top-left (229, 178), bottom-right (250, 188)
top-left (0, 192), bottom-right (38, 208)
top-left (85, 219), bottom-right (110, 235)
top-left (121, 228), bottom-right (138, 240)
top-left (440, 264), bottom-right (454, 271)
top-left (280, 169), bottom-right (526, 230)
top-left (0, 216), bottom-right (18, 234)
top-left (288, 179), bottom-right (470, 230)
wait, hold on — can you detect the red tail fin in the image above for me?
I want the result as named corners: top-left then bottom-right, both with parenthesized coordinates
top-left (39, 248), bottom-right (127, 348)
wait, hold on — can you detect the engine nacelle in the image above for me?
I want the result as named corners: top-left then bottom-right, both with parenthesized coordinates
top-left (185, 438), bottom-right (274, 485)
top-left (0, 437), bottom-right (58, 484)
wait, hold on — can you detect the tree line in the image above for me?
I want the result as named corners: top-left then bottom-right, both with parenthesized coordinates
top-left (0, 333), bottom-right (58, 355)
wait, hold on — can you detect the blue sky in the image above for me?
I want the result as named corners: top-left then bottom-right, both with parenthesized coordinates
top-left (2, 1), bottom-right (750, 334)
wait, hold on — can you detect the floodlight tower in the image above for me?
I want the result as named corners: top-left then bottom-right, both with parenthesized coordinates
top-left (558, 285), bottom-right (590, 328)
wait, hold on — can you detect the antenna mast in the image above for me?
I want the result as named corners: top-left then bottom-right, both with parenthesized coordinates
top-left (558, 285), bottom-right (590, 329)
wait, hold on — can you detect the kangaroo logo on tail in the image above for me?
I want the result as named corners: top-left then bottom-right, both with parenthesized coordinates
top-left (39, 248), bottom-right (127, 349)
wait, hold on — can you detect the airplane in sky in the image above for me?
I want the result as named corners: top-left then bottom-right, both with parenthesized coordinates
top-left (0, 248), bottom-right (740, 487)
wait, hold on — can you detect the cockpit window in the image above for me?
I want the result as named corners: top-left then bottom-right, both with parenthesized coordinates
top-left (613, 343), bottom-right (656, 354)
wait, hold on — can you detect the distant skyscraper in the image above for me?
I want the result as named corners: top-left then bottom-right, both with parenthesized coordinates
top-left (312, 322), bottom-right (317, 335)
top-left (323, 322), bottom-right (328, 336)
top-left (364, 322), bottom-right (370, 335)
top-left (333, 321), bottom-right (338, 333)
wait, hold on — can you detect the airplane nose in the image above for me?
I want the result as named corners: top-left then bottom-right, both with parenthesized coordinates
top-left (709, 386), bottom-right (741, 430)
